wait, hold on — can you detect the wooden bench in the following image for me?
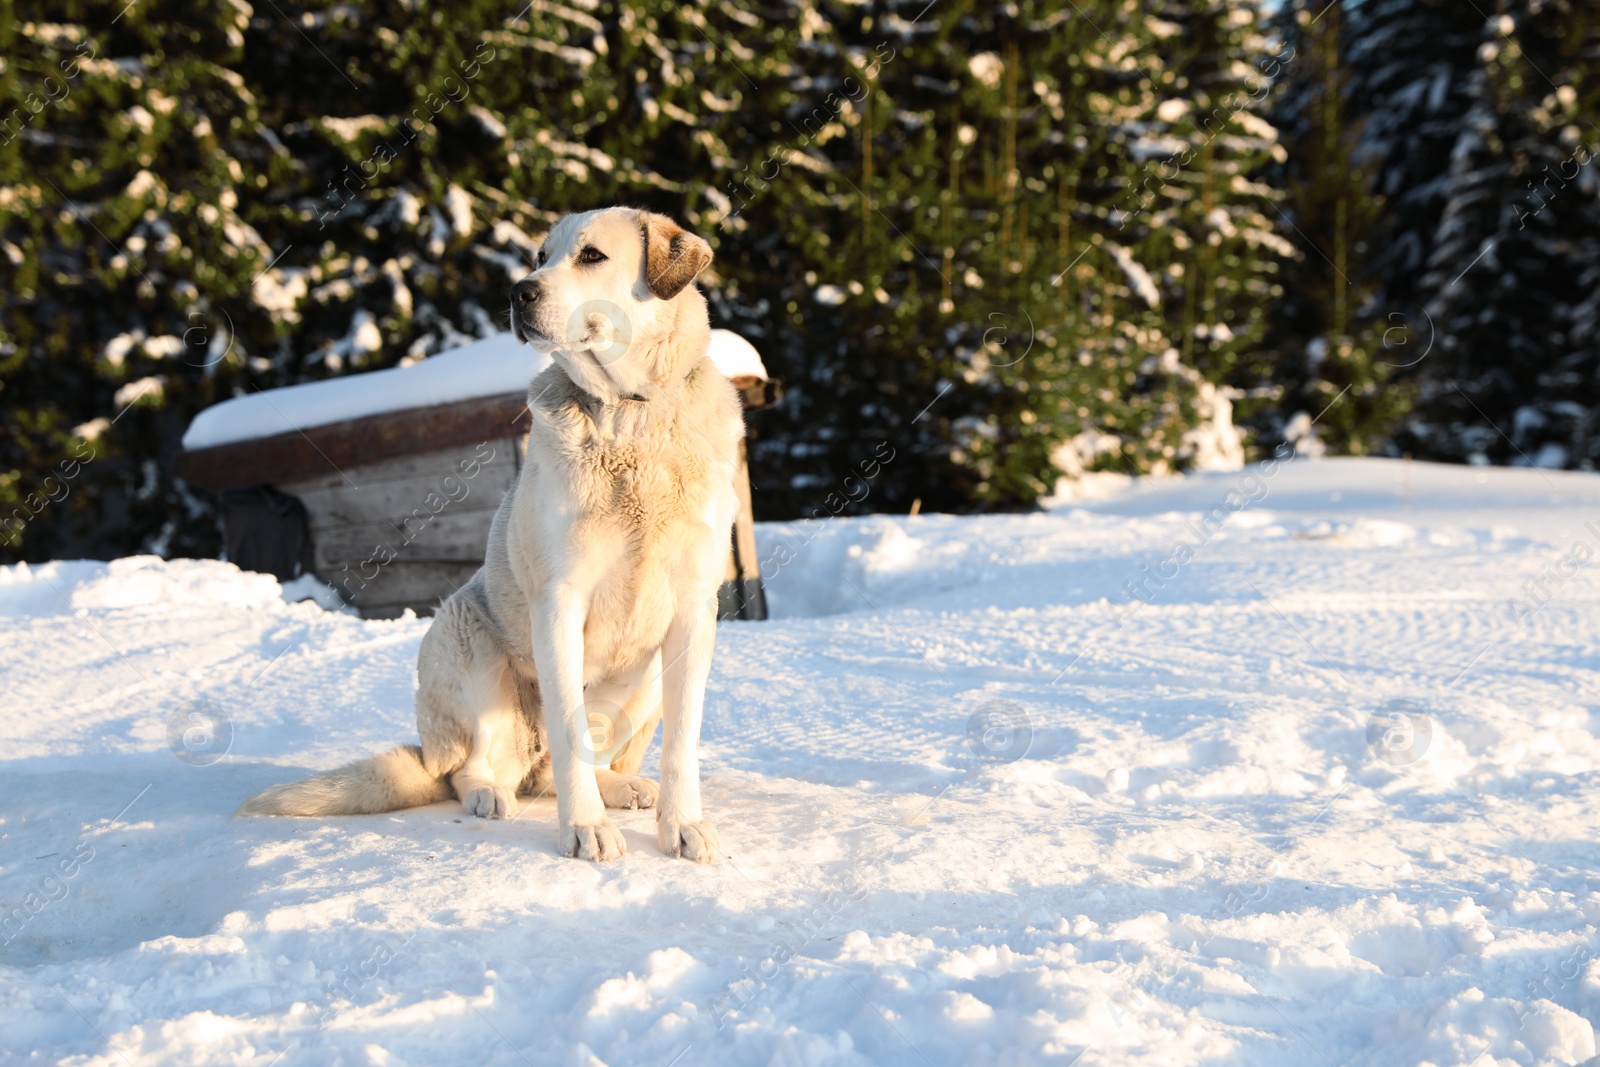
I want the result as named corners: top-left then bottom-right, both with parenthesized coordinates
top-left (174, 333), bottom-right (776, 620)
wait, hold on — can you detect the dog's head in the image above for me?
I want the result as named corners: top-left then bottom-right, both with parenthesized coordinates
top-left (509, 207), bottom-right (713, 402)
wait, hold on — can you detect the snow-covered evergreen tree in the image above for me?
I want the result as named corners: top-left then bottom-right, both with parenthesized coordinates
top-left (2, 0), bottom-right (1299, 561)
top-left (1260, 0), bottom-right (1411, 456)
top-left (1343, 0), bottom-right (1486, 313)
top-left (1, 2), bottom-right (266, 559)
top-left (2, 0), bottom-right (799, 559)
top-left (1398, 0), bottom-right (1600, 469)
top-left (1033, 0), bottom-right (1285, 485)
top-left (1134, 0), bottom-right (1287, 470)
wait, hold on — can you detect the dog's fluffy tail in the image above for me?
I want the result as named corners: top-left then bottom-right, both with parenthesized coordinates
top-left (237, 744), bottom-right (452, 817)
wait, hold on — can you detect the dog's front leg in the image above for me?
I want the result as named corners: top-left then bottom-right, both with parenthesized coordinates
top-left (657, 599), bottom-right (721, 863)
top-left (530, 591), bottom-right (624, 861)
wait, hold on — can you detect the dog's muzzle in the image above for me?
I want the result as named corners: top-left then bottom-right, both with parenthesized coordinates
top-left (510, 279), bottom-right (543, 341)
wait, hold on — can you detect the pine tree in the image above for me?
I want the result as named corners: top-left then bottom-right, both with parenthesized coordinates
top-left (1, 0), bottom-right (267, 559)
top-left (1, 0), bottom-right (800, 561)
top-left (2, 0), bottom-right (1301, 563)
top-left (1260, 0), bottom-right (1411, 456)
top-left (1399, 0), bottom-right (1600, 469)
top-left (1034, 0), bottom-right (1286, 483)
top-left (1135, 0), bottom-right (1288, 467)
top-left (1344, 0), bottom-right (1485, 313)
top-left (737, 0), bottom-right (1291, 518)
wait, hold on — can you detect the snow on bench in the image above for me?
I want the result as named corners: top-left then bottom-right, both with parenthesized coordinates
top-left (182, 329), bottom-right (769, 451)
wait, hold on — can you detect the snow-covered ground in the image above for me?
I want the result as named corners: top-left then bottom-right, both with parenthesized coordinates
top-left (3, 457), bottom-right (1599, 1067)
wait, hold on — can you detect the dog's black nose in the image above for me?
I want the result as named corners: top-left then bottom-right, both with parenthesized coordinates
top-left (510, 279), bottom-right (540, 306)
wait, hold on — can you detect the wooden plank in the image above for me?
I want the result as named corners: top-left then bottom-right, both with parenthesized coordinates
top-left (283, 446), bottom-right (515, 530)
top-left (358, 603), bottom-right (424, 621)
top-left (718, 437), bottom-right (768, 620)
top-left (279, 440), bottom-right (514, 499)
top-left (174, 392), bottom-right (531, 490)
top-left (312, 508), bottom-right (499, 568)
top-left (729, 375), bottom-right (781, 409)
top-left (324, 560), bottom-right (482, 616)
top-left (730, 438), bottom-right (761, 581)
top-left (301, 484), bottom-right (503, 535)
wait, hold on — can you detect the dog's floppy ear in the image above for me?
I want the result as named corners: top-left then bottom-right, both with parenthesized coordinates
top-left (639, 211), bottom-right (713, 300)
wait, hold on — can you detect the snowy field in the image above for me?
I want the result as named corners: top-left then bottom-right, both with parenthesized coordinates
top-left (3, 456), bottom-right (1600, 1067)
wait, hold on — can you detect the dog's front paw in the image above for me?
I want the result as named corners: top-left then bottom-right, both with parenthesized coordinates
top-left (658, 817), bottom-right (721, 863)
top-left (599, 774), bottom-right (659, 810)
top-left (562, 820), bottom-right (627, 862)
top-left (462, 785), bottom-right (517, 819)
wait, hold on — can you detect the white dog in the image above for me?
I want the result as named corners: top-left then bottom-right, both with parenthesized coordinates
top-left (240, 207), bottom-right (743, 863)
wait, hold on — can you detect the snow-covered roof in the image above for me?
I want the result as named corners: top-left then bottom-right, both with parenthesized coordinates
top-left (182, 329), bottom-right (768, 451)
top-left (704, 329), bottom-right (766, 379)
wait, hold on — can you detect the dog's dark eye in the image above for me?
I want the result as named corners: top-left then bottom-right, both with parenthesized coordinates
top-left (535, 247), bottom-right (545, 267)
top-left (577, 246), bottom-right (607, 265)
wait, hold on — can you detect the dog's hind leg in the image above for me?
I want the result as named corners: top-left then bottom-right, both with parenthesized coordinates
top-left (417, 594), bottom-right (532, 820)
top-left (451, 656), bottom-right (533, 819)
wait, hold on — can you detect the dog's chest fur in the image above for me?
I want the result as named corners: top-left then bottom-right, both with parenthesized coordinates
top-left (564, 405), bottom-right (710, 538)
top-left (495, 362), bottom-right (741, 683)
